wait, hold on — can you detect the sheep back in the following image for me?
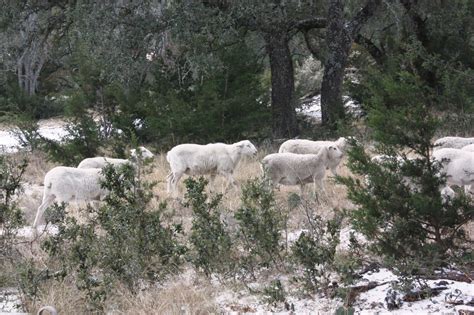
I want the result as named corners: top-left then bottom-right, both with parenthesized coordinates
top-left (77, 157), bottom-right (130, 169)
top-left (434, 136), bottom-right (474, 150)
top-left (43, 166), bottom-right (106, 202)
top-left (262, 149), bottom-right (332, 185)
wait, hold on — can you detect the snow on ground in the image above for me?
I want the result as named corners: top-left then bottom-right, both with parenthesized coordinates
top-left (0, 119), bottom-right (68, 153)
top-left (0, 288), bottom-right (24, 313)
top-left (354, 268), bottom-right (474, 315)
top-left (297, 95), bottom-right (364, 123)
top-left (215, 287), bottom-right (340, 315)
top-left (214, 266), bottom-right (473, 314)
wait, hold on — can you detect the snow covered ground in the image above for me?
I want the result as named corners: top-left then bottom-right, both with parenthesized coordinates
top-left (0, 288), bottom-right (24, 313)
top-left (214, 267), bottom-right (474, 315)
top-left (354, 268), bottom-right (474, 315)
top-left (0, 119), bottom-right (68, 153)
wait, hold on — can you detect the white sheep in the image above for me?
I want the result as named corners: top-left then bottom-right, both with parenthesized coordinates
top-left (433, 136), bottom-right (474, 150)
top-left (370, 154), bottom-right (458, 200)
top-left (77, 146), bottom-right (154, 169)
top-left (432, 148), bottom-right (474, 194)
top-left (262, 145), bottom-right (343, 194)
top-left (461, 144), bottom-right (474, 152)
top-left (33, 167), bottom-right (107, 227)
top-left (166, 140), bottom-right (257, 195)
top-left (278, 137), bottom-right (349, 175)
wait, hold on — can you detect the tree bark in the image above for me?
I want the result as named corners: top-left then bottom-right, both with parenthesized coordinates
top-left (321, 0), bottom-right (382, 127)
top-left (17, 13), bottom-right (49, 96)
top-left (321, 0), bottom-right (349, 126)
top-left (264, 31), bottom-right (299, 138)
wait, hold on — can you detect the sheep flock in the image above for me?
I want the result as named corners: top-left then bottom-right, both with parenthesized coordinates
top-left (31, 135), bottom-right (474, 228)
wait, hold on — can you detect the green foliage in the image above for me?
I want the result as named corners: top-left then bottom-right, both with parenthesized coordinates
top-left (262, 279), bottom-right (286, 305)
top-left (335, 306), bottom-right (355, 315)
top-left (185, 177), bottom-right (233, 277)
top-left (0, 76), bottom-right (62, 121)
top-left (234, 178), bottom-right (285, 273)
top-left (41, 115), bottom-right (101, 166)
top-left (40, 163), bottom-right (185, 309)
top-left (0, 156), bottom-right (27, 271)
top-left (117, 42), bottom-right (270, 146)
top-left (340, 69), bottom-right (474, 271)
top-left (292, 213), bottom-right (343, 292)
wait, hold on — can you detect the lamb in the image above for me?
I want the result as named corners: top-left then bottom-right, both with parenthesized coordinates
top-left (461, 144), bottom-right (474, 152)
top-left (77, 146), bottom-right (154, 169)
top-left (432, 148), bottom-right (474, 194)
top-left (433, 136), bottom-right (474, 150)
top-left (166, 140), bottom-right (257, 195)
top-left (261, 145), bottom-right (343, 194)
top-left (33, 167), bottom-right (107, 227)
top-left (278, 137), bottom-right (349, 175)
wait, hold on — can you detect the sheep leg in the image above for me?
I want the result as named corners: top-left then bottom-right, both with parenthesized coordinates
top-left (222, 172), bottom-right (238, 192)
top-left (464, 184), bottom-right (472, 194)
top-left (170, 171), bottom-right (184, 197)
top-left (33, 194), bottom-right (56, 228)
top-left (209, 174), bottom-right (217, 192)
top-left (166, 172), bottom-right (174, 194)
top-left (313, 177), bottom-right (326, 196)
top-left (299, 184), bottom-right (306, 195)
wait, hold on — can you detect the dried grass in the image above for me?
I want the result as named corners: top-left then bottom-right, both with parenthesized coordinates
top-left (106, 276), bottom-right (217, 315)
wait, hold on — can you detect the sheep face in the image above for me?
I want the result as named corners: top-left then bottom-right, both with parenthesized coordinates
top-left (327, 145), bottom-right (343, 161)
top-left (130, 146), bottom-right (154, 160)
top-left (236, 140), bottom-right (257, 157)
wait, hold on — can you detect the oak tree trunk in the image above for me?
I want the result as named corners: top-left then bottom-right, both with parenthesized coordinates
top-left (321, 0), bottom-right (350, 127)
top-left (321, 0), bottom-right (381, 127)
top-left (265, 31), bottom-right (299, 139)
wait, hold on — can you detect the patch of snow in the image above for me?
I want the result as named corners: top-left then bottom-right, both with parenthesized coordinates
top-left (133, 118), bottom-right (144, 130)
top-left (296, 95), bottom-right (364, 124)
top-left (353, 268), bottom-right (474, 315)
top-left (286, 229), bottom-right (308, 243)
top-left (1, 225), bottom-right (58, 239)
top-left (356, 268), bottom-right (399, 285)
top-left (37, 124), bottom-right (69, 141)
top-left (0, 130), bottom-right (20, 153)
top-left (215, 285), bottom-right (341, 315)
top-left (0, 288), bottom-right (24, 313)
top-left (0, 120), bottom-right (69, 153)
top-left (336, 226), bottom-right (368, 253)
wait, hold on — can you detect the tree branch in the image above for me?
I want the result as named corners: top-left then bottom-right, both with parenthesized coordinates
top-left (347, 0), bottom-right (383, 39)
top-left (399, 0), bottom-right (429, 46)
top-left (354, 34), bottom-right (385, 64)
top-left (291, 17), bottom-right (327, 31)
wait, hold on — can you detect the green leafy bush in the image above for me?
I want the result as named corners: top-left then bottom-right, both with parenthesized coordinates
top-left (292, 213), bottom-right (343, 292)
top-left (185, 177), bottom-right (234, 277)
top-left (0, 155), bottom-right (27, 280)
top-left (234, 178), bottom-right (286, 274)
top-left (0, 76), bottom-right (63, 121)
